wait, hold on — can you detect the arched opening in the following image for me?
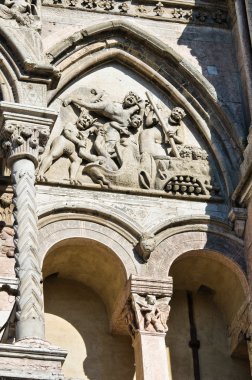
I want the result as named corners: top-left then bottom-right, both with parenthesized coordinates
top-left (166, 251), bottom-right (250, 380)
top-left (42, 238), bottom-right (135, 380)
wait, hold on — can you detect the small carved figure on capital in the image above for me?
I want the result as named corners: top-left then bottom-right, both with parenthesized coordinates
top-left (132, 293), bottom-right (170, 333)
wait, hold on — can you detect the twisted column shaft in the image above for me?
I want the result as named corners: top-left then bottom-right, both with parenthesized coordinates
top-left (0, 102), bottom-right (58, 342)
top-left (12, 159), bottom-right (44, 341)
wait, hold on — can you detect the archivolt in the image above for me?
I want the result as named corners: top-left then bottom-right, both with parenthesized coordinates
top-left (146, 229), bottom-right (247, 288)
top-left (38, 217), bottom-right (140, 278)
top-left (46, 19), bottom-right (242, 196)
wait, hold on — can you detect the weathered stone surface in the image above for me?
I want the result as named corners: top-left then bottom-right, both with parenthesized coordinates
top-left (0, 0), bottom-right (251, 378)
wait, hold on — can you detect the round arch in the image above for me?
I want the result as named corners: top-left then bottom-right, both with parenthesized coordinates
top-left (147, 229), bottom-right (247, 286)
top-left (39, 217), bottom-right (140, 281)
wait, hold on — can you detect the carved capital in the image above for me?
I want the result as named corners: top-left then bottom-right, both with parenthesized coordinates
top-left (111, 275), bottom-right (173, 337)
top-left (128, 293), bottom-right (171, 336)
top-left (0, 102), bottom-right (58, 167)
top-left (228, 207), bottom-right (247, 238)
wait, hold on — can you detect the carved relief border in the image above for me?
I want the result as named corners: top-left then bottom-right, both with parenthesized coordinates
top-left (42, 1), bottom-right (228, 27)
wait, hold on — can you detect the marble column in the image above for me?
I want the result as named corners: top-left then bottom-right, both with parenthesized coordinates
top-left (0, 102), bottom-right (57, 341)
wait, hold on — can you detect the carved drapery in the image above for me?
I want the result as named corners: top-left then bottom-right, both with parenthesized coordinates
top-left (0, 102), bottom-right (57, 341)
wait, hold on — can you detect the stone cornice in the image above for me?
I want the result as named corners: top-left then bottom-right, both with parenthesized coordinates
top-left (42, 1), bottom-right (228, 28)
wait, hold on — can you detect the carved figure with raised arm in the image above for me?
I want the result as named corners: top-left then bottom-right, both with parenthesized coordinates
top-left (134, 294), bottom-right (170, 333)
top-left (63, 89), bottom-right (145, 137)
top-left (37, 109), bottom-right (106, 185)
top-left (141, 105), bottom-right (186, 157)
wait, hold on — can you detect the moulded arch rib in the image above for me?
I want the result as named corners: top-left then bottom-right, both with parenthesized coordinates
top-left (0, 26), bottom-right (60, 91)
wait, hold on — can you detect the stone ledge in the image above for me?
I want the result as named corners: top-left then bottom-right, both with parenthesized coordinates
top-left (0, 343), bottom-right (67, 380)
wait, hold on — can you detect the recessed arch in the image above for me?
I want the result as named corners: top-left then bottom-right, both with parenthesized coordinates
top-left (166, 249), bottom-right (251, 380)
top-left (147, 229), bottom-right (247, 283)
top-left (46, 19), bottom-right (242, 196)
top-left (39, 218), bottom-right (140, 283)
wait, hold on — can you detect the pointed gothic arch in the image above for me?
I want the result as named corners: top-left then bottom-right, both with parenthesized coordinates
top-left (46, 19), bottom-right (242, 197)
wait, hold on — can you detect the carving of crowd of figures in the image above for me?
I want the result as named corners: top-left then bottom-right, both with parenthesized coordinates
top-left (37, 88), bottom-right (215, 195)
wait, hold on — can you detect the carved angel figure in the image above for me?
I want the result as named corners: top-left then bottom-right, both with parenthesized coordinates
top-left (132, 294), bottom-right (170, 333)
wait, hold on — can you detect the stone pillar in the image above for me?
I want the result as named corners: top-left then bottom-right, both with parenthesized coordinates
top-left (0, 102), bottom-right (57, 341)
top-left (133, 331), bottom-right (170, 380)
top-left (124, 275), bottom-right (173, 380)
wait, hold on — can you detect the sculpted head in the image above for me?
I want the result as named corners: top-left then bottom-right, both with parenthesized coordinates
top-left (169, 107), bottom-right (186, 124)
top-left (129, 114), bottom-right (143, 129)
top-left (139, 233), bottom-right (156, 262)
top-left (76, 109), bottom-right (96, 130)
top-left (146, 295), bottom-right (156, 305)
top-left (123, 92), bottom-right (140, 108)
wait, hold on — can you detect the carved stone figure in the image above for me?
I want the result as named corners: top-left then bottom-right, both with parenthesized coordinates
top-left (0, 193), bottom-right (14, 225)
top-left (0, 0), bottom-right (36, 26)
top-left (37, 109), bottom-right (106, 184)
top-left (131, 293), bottom-right (170, 333)
top-left (0, 222), bottom-right (15, 257)
top-left (36, 87), bottom-right (222, 199)
top-left (63, 89), bottom-right (145, 137)
top-left (138, 233), bottom-right (156, 262)
top-left (141, 105), bottom-right (185, 157)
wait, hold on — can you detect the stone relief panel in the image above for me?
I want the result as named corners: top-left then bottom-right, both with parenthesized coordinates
top-left (37, 64), bottom-right (224, 201)
top-left (0, 190), bottom-right (14, 257)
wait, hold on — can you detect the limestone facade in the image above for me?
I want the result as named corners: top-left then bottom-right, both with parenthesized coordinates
top-left (0, 0), bottom-right (252, 379)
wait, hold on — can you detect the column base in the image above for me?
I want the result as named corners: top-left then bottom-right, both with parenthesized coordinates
top-left (0, 342), bottom-right (67, 380)
top-left (133, 330), bottom-right (171, 380)
top-left (16, 319), bottom-right (45, 341)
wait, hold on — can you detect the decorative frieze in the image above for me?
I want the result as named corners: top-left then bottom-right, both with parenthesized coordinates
top-left (42, 0), bottom-right (228, 27)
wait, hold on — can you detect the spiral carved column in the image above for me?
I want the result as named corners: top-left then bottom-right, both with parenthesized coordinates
top-left (0, 102), bottom-right (57, 342)
top-left (12, 159), bottom-right (44, 340)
